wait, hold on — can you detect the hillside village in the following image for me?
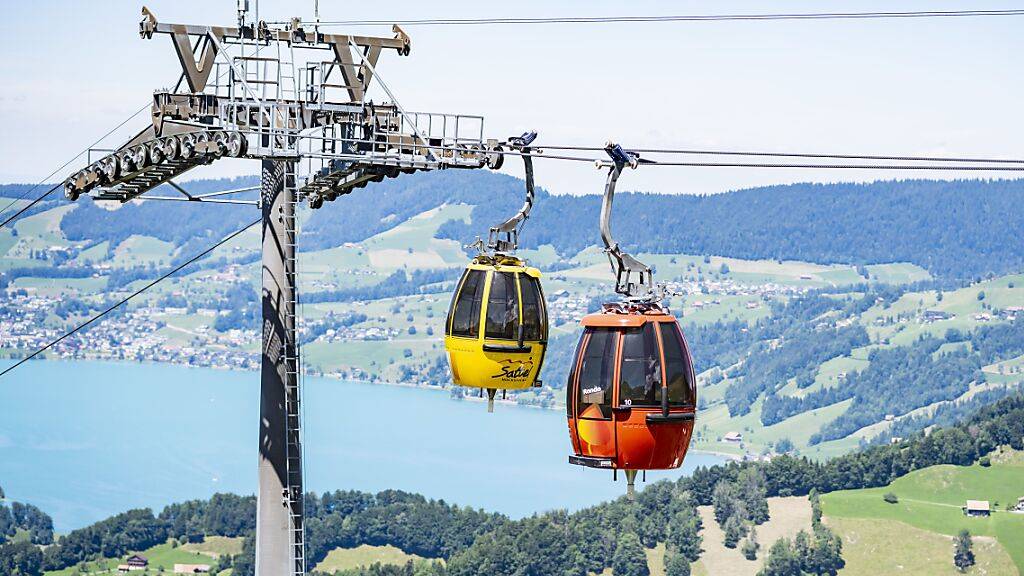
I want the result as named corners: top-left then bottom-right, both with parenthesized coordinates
top-left (3, 181), bottom-right (1024, 469)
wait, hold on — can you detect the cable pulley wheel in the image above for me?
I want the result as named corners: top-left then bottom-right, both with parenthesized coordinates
top-left (148, 141), bottom-right (165, 164)
top-left (161, 136), bottom-right (180, 161)
top-left (178, 134), bottom-right (196, 159)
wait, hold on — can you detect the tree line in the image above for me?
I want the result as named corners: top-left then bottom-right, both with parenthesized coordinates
top-left (303, 269), bottom-right (462, 304)
top-left (9, 173), bottom-right (1020, 281)
top-left (18, 394), bottom-right (1023, 576)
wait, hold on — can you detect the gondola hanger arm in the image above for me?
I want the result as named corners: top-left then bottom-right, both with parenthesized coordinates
top-left (487, 131), bottom-right (538, 253)
top-left (599, 142), bottom-right (659, 301)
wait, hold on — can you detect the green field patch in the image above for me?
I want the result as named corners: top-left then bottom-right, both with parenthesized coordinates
top-left (827, 516), bottom-right (1017, 576)
top-left (779, 354), bottom-right (868, 398)
top-left (7, 205), bottom-right (76, 259)
top-left (865, 262), bottom-right (931, 284)
top-left (680, 294), bottom-right (773, 327)
top-left (984, 353), bottom-right (1024, 378)
top-left (113, 235), bottom-right (175, 267)
top-left (180, 535), bottom-right (244, 558)
top-left (863, 275), bottom-right (1024, 347)
top-left (694, 377), bottom-right (853, 457)
top-left (934, 340), bottom-right (973, 358)
top-left (314, 544), bottom-right (434, 573)
top-left (72, 240), bottom-right (110, 264)
top-left (12, 275), bottom-right (107, 296)
top-left (44, 540), bottom-right (217, 575)
top-left (855, 277), bottom-right (1024, 347)
top-left (13, 204), bottom-right (73, 240)
top-left (821, 459), bottom-right (1024, 572)
top-left (0, 228), bottom-right (18, 258)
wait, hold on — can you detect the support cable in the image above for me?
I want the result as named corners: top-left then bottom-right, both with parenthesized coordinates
top-left (313, 137), bottom-right (1024, 171)
top-left (537, 145), bottom-right (1024, 165)
top-left (299, 9), bottom-right (1024, 27)
top-left (0, 218), bottom-right (261, 379)
top-left (635, 160), bottom-right (1024, 171)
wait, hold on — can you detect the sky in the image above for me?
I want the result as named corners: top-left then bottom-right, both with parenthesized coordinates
top-left (1, 0), bottom-right (1022, 195)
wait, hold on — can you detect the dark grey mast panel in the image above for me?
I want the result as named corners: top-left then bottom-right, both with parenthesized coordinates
top-left (258, 160), bottom-right (303, 576)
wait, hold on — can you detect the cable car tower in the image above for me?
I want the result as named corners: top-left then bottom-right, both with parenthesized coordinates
top-left (61, 5), bottom-right (505, 575)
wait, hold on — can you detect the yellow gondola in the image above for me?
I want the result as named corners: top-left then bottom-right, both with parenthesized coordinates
top-left (444, 132), bottom-right (549, 410)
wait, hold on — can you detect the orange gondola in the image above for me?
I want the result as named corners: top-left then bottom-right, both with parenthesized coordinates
top-left (565, 143), bottom-right (697, 495)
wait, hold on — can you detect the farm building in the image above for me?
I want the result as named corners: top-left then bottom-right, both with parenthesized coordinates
top-left (174, 564), bottom-right (211, 573)
top-left (923, 309), bottom-right (954, 322)
top-left (724, 431), bottom-right (743, 443)
top-left (117, 555), bottom-right (148, 572)
top-left (964, 500), bottom-right (991, 517)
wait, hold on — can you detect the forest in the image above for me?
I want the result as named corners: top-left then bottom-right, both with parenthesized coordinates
top-left (5, 173), bottom-right (1021, 281)
top-left (10, 394), bottom-right (1020, 576)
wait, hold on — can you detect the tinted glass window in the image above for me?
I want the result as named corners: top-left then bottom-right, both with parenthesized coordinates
top-left (566, 335), bottom-right (586, 417)
top-left (445, 269), bottom-right (470, 336)
top-left (660, 323), bottom-right (694, 405)
top-left (519, 274), bottom-right (547, 341)
top-left (451, 270), bottom-right (485, 337)
top-left (619, 324), bottom-right (662, 407)
top-left (576, 329), bottom-right (616, 420)
top-left (485, 271), bottom-right (519, 339)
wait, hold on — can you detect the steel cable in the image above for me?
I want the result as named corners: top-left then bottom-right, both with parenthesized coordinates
top-left (536, 145), bottom-right (1024, 165)
top-left (299, 9), bottom-right (1024, 27)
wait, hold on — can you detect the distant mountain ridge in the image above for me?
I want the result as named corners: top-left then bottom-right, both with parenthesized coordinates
top-left (4, 173), bottom-right (1022, 278)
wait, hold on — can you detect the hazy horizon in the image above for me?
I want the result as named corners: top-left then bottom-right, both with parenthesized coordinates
top-left (2, 0), bottom-right (1022, 195)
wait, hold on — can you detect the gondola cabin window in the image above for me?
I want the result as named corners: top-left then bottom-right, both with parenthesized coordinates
top-left (450, 269), bottom-right (485, 337)
top-left (619, 324), bottom-right (662, 407)
top-left (660, 323), bottom-right (694, 405)
top-left (577, 329), bottom-right (616, 420)
top-left (519, 274), bottom-right (546, 341)
top-left (485, 271), bottom-right (519, 340)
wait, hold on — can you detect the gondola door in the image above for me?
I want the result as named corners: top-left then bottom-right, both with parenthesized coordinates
top-left (568, 328), bottom-right (619, 465)
top-left (481, 271), bottom-right (535, 388)
top-left (613, 322), bottom-right (663, 470)
top-left (614, 320), bottom-right (695, 469)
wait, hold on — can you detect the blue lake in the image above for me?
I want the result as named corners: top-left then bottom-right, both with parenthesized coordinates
top-left (0, 360), bottom-right (724, 532)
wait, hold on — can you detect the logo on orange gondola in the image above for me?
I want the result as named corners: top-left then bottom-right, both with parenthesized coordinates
top-left (492, 358), bottom-right (534, 381)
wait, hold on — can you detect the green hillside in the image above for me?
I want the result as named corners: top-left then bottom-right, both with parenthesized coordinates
top-left (822, 448), bottom-right (1024, 573)
top-left (3, 177), bottom-right (1024, 462)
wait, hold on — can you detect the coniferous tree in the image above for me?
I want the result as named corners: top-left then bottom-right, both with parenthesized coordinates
top-left (712, 481), bottom-right (738, 526)
top-left (665, 508), bottom-right (703, 562)
top-left (611, 532), bottom-right (650, 576)
top-left (664, 553), bottom-right (691, 576)
top-left (723, 515), bottom-right (746, 549)
top-left (808, 526), bottom-right (845, 575)
top-left (758, 538), bottom-right (802, 576)
top-left (0, 540), bottom-right (43, 576)
top-left (954, 530), bottom-right (975, 572)
top-left (809, 489), bottom-right (822, 526)
top-left (738, 468), bottom-right (770, 524)
top-left (0, 505), bottom-right (15, 541)
top-left (742, 527), bottom-right (760, 561)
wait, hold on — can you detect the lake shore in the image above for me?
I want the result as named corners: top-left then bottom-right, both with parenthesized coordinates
top-left (0, 358), bottom-right (729, 531)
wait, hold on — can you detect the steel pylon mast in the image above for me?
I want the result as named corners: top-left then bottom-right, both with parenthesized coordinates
top-left (60, 6), bottom-right (506, 575)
